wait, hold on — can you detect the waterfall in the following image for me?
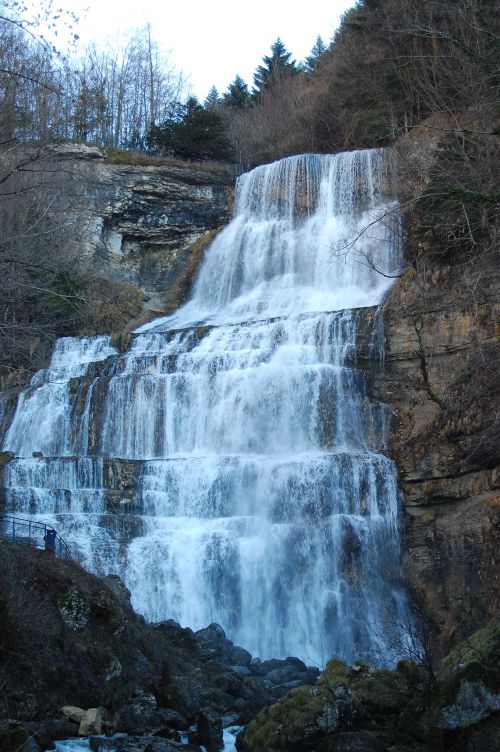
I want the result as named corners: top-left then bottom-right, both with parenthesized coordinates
top-left (2, 149), bottom-right (410, 665)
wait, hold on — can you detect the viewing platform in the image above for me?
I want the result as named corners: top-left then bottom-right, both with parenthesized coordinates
top-left (0, 513), bottom-right (71, 559)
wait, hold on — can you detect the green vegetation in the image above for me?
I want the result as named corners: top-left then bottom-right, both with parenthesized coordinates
top-left (223, 75), bottom-right (252, 110)
top-left (222, 1), bottom-right (499, 165)
top-left (252, 37), bottom-right (298, 96)
top-left (411, 132), bottom-right (499, 263)
top-left (103, 147), bottom-right (230, 173)
top-left (242, 685), bottom-right (335, 752)
top-left (147, 97), bottom-right (234, 162)
top-left (240, 623), bottom-right (500, 751)
top-left (439, 623), bottom-right (500, 689)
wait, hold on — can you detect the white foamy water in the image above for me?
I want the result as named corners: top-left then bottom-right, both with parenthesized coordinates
top-left (2, 150), bottom-right (410, 664)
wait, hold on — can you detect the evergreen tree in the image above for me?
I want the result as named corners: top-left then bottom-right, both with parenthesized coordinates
top-left (204, 85), bottom-right (220, 110)
top-left (223, 75), bottom-right (251, 109)
top-left (147, 97), bottom-right (233, 161)
top-left (303, 35), bottom-right (327, 73)
top-left (253, 38), bottom-right (297, 94)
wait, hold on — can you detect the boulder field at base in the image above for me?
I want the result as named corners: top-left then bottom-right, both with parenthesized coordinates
top-left (0, 542), bottom-right (317, 751)
top-left (0, 541), bottom-right (498, 752)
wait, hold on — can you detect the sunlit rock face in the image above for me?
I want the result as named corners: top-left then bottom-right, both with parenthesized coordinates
top-left (1, 150), bottom-right (412, 665)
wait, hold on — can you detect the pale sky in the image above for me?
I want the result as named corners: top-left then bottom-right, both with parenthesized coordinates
top-left (63, 0), bottom-right (355, 100)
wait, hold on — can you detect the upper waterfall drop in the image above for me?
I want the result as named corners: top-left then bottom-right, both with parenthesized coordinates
top-left (2, 149), bottom-right (410, 666)
top-left (136, 149), bottom-right (401, 332)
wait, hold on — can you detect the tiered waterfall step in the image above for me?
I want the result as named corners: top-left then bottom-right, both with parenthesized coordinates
top-left (3, 451), bottom-right (398, 521)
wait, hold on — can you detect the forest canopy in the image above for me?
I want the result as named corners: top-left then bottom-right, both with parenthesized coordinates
top-left (1, 0), bottom-right (498, 164)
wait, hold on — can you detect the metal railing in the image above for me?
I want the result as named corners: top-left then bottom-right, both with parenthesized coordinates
top-left (0, 513), bottom-right (71, 559)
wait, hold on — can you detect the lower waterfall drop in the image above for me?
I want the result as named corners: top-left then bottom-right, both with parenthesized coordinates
top-left (2, 149), bottom-right (411, 665)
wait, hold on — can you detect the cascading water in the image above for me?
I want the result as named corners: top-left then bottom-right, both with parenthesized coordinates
top-left (2, 149), bottom-right (411, 664)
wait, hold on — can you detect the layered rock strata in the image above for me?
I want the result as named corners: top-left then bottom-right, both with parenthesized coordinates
top-left (374, 244), bottom-right (499, 649)
top-left (51, 144), bottom-right (233, 317)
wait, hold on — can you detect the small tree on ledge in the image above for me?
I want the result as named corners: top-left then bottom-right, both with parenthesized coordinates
top-left (147, 97), bottom-right (233, 161)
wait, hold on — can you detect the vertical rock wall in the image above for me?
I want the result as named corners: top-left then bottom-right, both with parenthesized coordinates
top-left (374, 249), bottom-right (499, 650)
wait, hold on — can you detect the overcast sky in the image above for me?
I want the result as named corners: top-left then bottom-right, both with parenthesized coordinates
top-left (66, 0), bottom-right (355, 100)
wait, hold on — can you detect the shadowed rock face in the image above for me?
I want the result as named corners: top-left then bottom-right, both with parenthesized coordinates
top-left (236, 623), bottom-right (500, 752)
top-left (0, 542), bottom-right (318, 740)
top-left (372, 252), bottom-right (499, 650)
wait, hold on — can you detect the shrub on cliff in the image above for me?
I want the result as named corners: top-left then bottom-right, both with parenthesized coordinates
top-left (411, 131), bottom-right (500, 263)
top-left (147, 98), bottom-right (234, 162)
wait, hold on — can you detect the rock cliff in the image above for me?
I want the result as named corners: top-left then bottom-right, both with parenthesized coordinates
top-left (370, 126), bottom-right (500, 650)
top-left (1, 142), bottom-right (497, 662)
top-left (53, 144), bottom-right (233, 321)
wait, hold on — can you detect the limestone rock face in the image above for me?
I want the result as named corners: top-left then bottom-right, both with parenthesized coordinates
top-left (373, 250), bottom-right (499, 648)
top-left (52, 145), bottom-right (233, 319)
top-left (61, 706), bottom-right (85, 723)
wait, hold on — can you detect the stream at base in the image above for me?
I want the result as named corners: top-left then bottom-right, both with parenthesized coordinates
top-left (54, 725), bottom-right (242, 752)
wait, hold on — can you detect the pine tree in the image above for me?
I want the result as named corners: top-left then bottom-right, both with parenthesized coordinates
top-left (147, 97), bottom-right (233, 161)
top-left (204, 85), bottom-right (220, 110)
top-left (253, 38), bottom-right (297, 95)
top-left (223, 75), bottom-right (251, 109)
top-left (303, 35), bottom-right (327, 74)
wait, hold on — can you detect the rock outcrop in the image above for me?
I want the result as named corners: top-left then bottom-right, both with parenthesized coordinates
top-left (0, 541), bottom-right (317, 749)
top-left (237, 622), bottom-right (500, 752)
top-left (51, 145), bottom-right (233, 320)
top-left (371, 199), bottom-right (499, 651)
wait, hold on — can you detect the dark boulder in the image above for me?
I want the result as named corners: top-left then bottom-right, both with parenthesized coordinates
top-left (194, 709), bottom-right (223, 752)
top-left (113, 736), bottom-right (199, 752)
top-left (0, 720), bottom-right (28, 752)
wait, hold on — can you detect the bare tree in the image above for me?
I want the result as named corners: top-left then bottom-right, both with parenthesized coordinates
top-left (0, 8), bottom-right (91, 378)
top-left (71, 27), bottom-right (186, 148)
top-left (225, 68), bottom-right (316, 167)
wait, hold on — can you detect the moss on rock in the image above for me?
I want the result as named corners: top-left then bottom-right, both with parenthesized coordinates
top-left (58, 586), bottom-right (91, 631)
top-left (438, 621), bottom-right (500, 691)
top-left (238, 684), bottom-right (362, 752)
top-left (238, 625), bottom-right (500, 752)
